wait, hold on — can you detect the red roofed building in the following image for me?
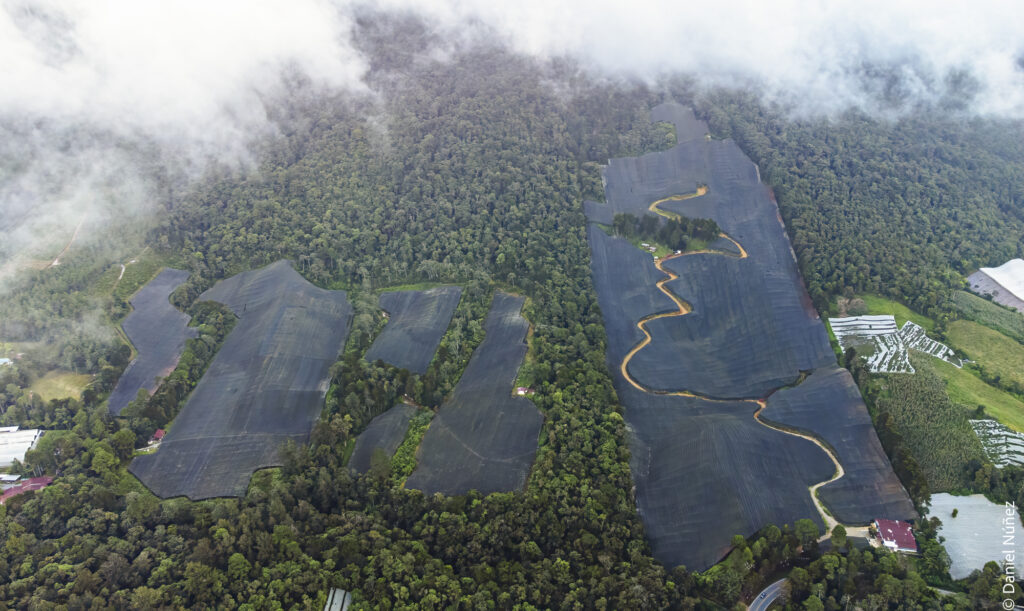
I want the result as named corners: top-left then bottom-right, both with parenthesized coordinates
top-left (873, 518), bottom-right (917, 553)
top-left (150, 429), bottom-right (165, 444)
top-left (0, 476), bottom-right (53, 504)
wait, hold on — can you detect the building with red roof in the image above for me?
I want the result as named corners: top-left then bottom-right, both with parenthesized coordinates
top-left (0, 476), bottom-right (53, 504)
top-left (150, 429), bottom-right (165, 444)
top-left (873, 518), bottom-right (917, 553)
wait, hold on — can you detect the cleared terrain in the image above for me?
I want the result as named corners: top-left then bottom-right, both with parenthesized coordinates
top-left (348, 403), bottom-right (417, 474)
top-left (364, 286), bottom-right (461, 374)
top-left (405, 292), bottom-right (542, 496)
top-left (130, 261), bottom-right (352, 499)
top-left (586, 103), bottom-right (914, 569)
top-left (762, 367), bottom-right (916, 523)
top-left (597, 109), bottom-right (834, 399)
top-left (108, 268), bottom-right (197, 415)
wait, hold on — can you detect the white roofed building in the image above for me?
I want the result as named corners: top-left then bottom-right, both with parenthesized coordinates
top-left (969, 259), bottom-right (1024, 312)
top-left (0, 427), bottom-right (43, 468)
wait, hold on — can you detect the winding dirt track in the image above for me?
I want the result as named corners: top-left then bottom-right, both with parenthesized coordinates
top-left (622, 188), bottom-right (852, 533)
top-left (618, 189), bottom-right (747, 400)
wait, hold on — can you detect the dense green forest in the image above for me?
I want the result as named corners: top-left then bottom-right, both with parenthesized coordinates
top-left (694, 91), bottom-right (1024, 319)
top-left (1, 12), bottom-right (1024, 608)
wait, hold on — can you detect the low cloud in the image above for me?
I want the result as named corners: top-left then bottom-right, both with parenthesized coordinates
top-left (0, 0), bottom-right (366, 273)
top-left (1, 0), bottom-right (1022, 279)
top-left (387, 0), bottom-right (1024, 117)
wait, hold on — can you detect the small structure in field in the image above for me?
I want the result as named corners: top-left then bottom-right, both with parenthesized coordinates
top-left (0, 476), bottom-right (53, 504)
top-left (323, 588), bottom-right (352, 611)
top-left (873, 518), bottom-right (917, 553)
top-left (515, 387), bottom-right (535, 396)
top-left (149, 429), bottom-right (165, 445)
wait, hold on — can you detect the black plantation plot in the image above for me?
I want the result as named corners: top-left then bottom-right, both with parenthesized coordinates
top-left (405, 292), bottom-right (542, 496)
top-left (108, 269), bottom-right (197, 415)
top-left (365, 286), bottom-right (461, 374)
top-left (624, 385), bottom-right (833, 570)
top-left (763, 368), bottom-right (917, 523)
top-left (586, 103), bottom-right (912, 570)
top-left (130, 261), bottom-right (352, 499)
top-left (349, 403), bottom-right (417, 474)
top-left (592, 106), bottom-right (834, 398)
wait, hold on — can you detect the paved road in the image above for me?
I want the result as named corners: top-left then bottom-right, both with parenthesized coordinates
top-left (749, 579), bottom-right (786, 611)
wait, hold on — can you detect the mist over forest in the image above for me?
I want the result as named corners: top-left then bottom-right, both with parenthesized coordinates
top-left (2, 0), bottom-right (1023, 273)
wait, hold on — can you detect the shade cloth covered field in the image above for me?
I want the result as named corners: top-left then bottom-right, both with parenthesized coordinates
top-left (131, 261), bottom-right (352, 499)
top-left (405, 292), bottom-right (542, 496)
top-left (623, 384), bottom-right (832, 570)
top-left (763, 368), bottom-right (916, 523)
top-left (348, 403), bottom-right (417, 474)
top-left (586, 102), bottom-right (912, 569)
top-left (364, 286), bottom-right (462, 374)
top-left (108, 269), bottom-right (197, 415)
top-left (592, 112), bottom-right (834, 398)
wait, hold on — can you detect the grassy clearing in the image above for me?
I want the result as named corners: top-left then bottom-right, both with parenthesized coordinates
top-left (947, 320), bottom-right (1024, 390)
top-left (391, 410), bottom-right (433, 487)
top-left (931, 358), bottom-right (1024, 432)
top-left (30, 370), bottom-right (92, 402)
top-left (627, 236), bottom-right (671, 259)
top-left (857, 294), bottom-right (935, 331)
top-left (951, 290), bottom-right (1024, 344)
top-left (376, 281), bottom-right (461, 293)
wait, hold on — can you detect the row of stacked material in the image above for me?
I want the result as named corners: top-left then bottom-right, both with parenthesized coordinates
top-left (829, 315), bottom-right (961, 373)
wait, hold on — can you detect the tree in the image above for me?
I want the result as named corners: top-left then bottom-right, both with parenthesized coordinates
top-left (831, 524), bottom-right (847, 550)
top-left (795, 519), bottom-right (820, 548)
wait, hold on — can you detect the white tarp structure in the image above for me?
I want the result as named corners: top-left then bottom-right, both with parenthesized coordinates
top-left (971, 419), bottom-right (1024, 467)
top-left (0, 427), bottom-right (43, 468)
top-left (969, 258), bottom-right (1024, 312)
top-left (980, 259), bottom-right (1024, 301)
top-left (829, 315), bottom-right (913, 373)
top-left (899, 321), bottom-right (962, 367)
top-left (828, 315), bottom-right (961, 373)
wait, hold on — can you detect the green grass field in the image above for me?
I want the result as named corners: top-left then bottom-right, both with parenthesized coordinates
top-left (932, 359), bottom-right (1024, 432)
top-left (375, 281), bottom-right (462, 293)
top-left (947, 320), bottom-right (1024, 390)
top-left (30, 370), bottom-right (92, 402)
top-left (857, 294), bottom-right (935, 331)
top-left (951, 290), bottom-right (1024, 344)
